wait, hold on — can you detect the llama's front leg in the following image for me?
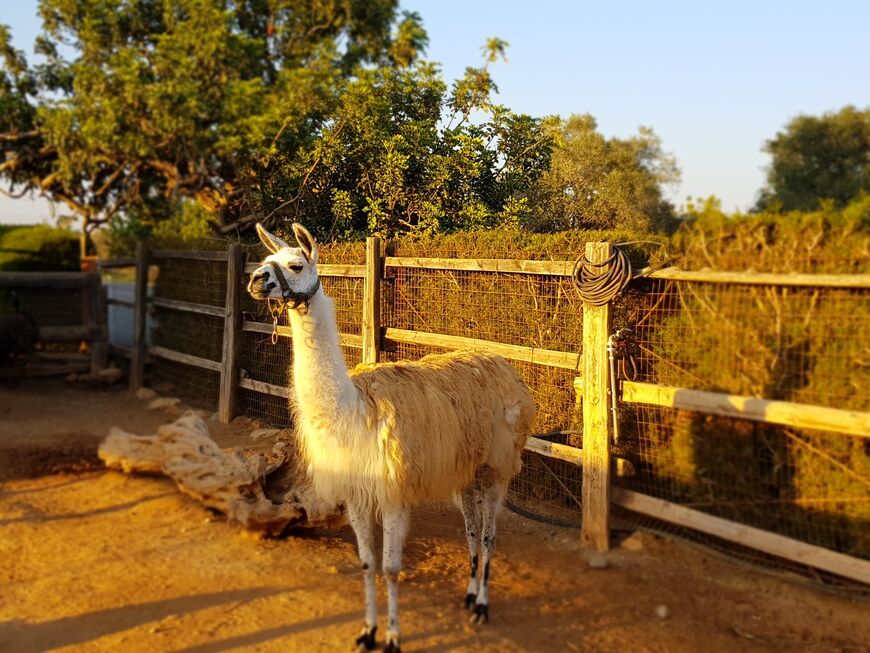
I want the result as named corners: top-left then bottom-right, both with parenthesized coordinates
top-left (457, 487), bottom-right (482, 609)
top-left (382, 505), bottom-right (410, 653)
top-left (347, 504), bottom-right (378, 652)
top-left (471, 482), bottom-right (505, 625)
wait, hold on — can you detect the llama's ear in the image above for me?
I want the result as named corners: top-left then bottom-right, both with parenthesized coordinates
top-left (292, 223), bottom-right (318, 263)
top-left (255, 223), bottom-right (289, 254)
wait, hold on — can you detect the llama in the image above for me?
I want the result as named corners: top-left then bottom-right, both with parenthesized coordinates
top-left (247, 223), bottom-right (535, 653)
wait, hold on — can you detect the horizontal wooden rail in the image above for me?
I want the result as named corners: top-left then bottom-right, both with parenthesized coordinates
top-left (37, 325), bottom-right (105, 342)
top-left (242, 320), bottom-right (364, 349)
top-left (242, 261), bottom-right (366, 277)
top-left (152, 249), bottom-right (228, 261)
top-left (0, 271), bottom-right (91, 289)
top-left (239, 376), bottom-right (290, 399)
top-left (107, 298), bottom-right (135, 309)
top-left (525, 436), bottom-right (582, 465)
top-left (385, 256), bottom-right (575, 276)
top-left (151, 297), bottom-right (225, 318)
top-left (148, 345), bottom-right (222, 372)
top-left (97, 258), bottom-right (136, 268)
top-left (383, 328), bottom-right (581, 370)
top-left (622, 381), bottom-right (870, 438)
top-left (647, 266), bottom-right (870, 289)
top-left (384, 259), bottom-right (870, 288)
top-left (612, 488), bottom-right (870, 584)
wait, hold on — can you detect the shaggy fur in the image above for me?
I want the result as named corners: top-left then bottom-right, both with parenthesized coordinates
top-left (302, 351), bottom-right (534, 515)
top-left (248, 223), bottom-right (535, 652)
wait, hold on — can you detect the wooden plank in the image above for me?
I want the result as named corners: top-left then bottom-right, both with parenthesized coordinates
top-left (239, 376), bottom-right (290, 399)
top-left (148, 345), bottom-right (222, 372)
top-left (0, 362), bottom-right (90, 379)
top-left (129, 242), bottom-right (150, 392)
top-left (218, 243), bottom-right (242, 423)
top-left (243, 261), bottom-right (366, 277)
top-left (97, 258), bottom-right (136, 269)
top-left (242, 320), bottom-right (363, 349)
top-left (612, 488), bottom-right (870, 585)
top-left (383, 328), bottom-right (581, 370)
top-left (647, 266), bottom-right (870, 289)
top-left (525, 436), bottom-right (582, 465)
top-left (151, 296), bottom-right (225, 318)
top-left (621, 381), bottom-right (870, 439)
top-left (37, 325), bottom-right (98, 342)
top-left (385, 256), bottom-right (575, 276)
top-left (0, 271), bottom-right (90, 289)
top-left (151, 249), bottom-right (228, 261)
top-left (107, 298), bottom-right (135, 309)
top-left (90, 278), bottom-right (109, 373)
top-left (581, 242), bottom-right (612, 552)
top-left (362, 237), bottom-right (382, 363)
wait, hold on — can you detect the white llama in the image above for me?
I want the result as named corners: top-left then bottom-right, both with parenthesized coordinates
top-left (247, 223), bottom-right (535, 653)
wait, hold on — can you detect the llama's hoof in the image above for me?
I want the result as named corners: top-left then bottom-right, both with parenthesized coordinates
top-left (354, 624), bottom-right (377, 651)
top-left (463, 592), bottom-right (477, 609)
top-left (469, 603), bottom-right (489, 625)
top-left (383, 636), bottom-right (401, 653)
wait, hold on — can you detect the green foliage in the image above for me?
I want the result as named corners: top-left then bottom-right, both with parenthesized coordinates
top-left (1, 3), bottom-right (553, 240)
top-left (756, 106), bottom-right (870, 211)
top-left (0, 224), bottom-right (79, 271)
top-left (0, 0), bottom-right (406, 227)
top-left (527, 114), bottom-right (680, 233)
top-left (677, 194), bottom-right (870, 273)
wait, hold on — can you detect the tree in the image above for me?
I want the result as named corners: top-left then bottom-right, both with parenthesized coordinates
top-left (0, 4), bottom-right (553, 240)
top-left (755, 105), bottom-right (870, 212)
top-left (0, 0), bottom-right (416, 233)
top-left (526, 114), bottom-right (679, 233)
top-left (282, 38), bottom-right (555, 238)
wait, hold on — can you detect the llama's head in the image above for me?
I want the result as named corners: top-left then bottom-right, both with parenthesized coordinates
top-left (247, 223), bottom-right (320, 308)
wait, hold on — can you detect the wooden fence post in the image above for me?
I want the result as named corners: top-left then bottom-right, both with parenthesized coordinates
top-left (580, 241), bottom-right (613, 552)
top-left (218, 243), bottom-right (243, 423)
top-left (362, 236), bottom-right (382, 364)
top-left (129, 241), bottom-right (150, 392)
top-left (88, 273), bottom-right (109, 373)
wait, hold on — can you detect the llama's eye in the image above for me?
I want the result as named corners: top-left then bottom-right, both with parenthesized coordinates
top-left (288, 265), bottom-right (303, 273)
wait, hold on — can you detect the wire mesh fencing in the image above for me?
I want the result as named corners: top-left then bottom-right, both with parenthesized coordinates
top-left (143, 244), bottom-right (869, 590)
top-left (613, 278), bottom-right (869, 588)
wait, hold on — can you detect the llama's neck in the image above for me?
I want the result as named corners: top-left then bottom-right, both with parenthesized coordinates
top-left (287, 290), bottom-right (360, 434)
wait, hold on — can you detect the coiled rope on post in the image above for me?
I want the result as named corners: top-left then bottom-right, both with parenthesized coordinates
top-left (571, 246), bottom-right (633, 306)
top-left (572, 240), bottom-right (672, 306)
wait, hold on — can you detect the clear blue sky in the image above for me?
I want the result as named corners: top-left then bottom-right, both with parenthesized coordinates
top-left (2, 0), bottom-right (869, 224)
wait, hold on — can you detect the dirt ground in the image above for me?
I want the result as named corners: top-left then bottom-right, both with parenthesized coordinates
top-left (1, 380), bottom-right (868, 653)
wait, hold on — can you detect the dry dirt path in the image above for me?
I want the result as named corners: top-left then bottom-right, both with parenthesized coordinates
top-left (1, 381), bottom-right (868, 652)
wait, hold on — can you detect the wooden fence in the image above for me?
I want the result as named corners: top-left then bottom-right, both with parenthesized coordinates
top-left (127, 239), bottom-right (870, 587)
top-left (0, 270), bottom-right (108, 378)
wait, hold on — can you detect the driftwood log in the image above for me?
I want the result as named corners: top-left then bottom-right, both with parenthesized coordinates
top-left (98, 412), bottom-right (346, 535)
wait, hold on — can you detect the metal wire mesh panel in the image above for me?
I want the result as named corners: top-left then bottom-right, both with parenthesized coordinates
top-left (614, 279), bottom-right (870, 585)
top-left (2, 288), bottom-right (84, 327)
top-left (148, 257), bottom-right (227, 410)
top-left (384, 269), bottom-right (586, 525)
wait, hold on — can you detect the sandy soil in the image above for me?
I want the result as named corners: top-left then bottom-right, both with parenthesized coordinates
top-left (1, 380), bottom-right (868, 653)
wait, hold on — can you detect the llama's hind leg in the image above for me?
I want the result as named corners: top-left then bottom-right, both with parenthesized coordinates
top-left (348, 504), bottom-right (378, 652)
top-left (457, 486), bottom-right (482, 609)
top-left (470, 480), bottom-right (505, 625)
top-left (382, 505), bottom-right (411, 653)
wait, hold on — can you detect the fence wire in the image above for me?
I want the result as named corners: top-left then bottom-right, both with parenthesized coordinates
top-left (614, 278), bottom-right (869, 590)
top-left (146, 250), bottom-right (869, 591)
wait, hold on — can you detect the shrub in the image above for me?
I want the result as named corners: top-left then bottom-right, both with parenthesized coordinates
top-left (0, 224), bottom-right (80, 271)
